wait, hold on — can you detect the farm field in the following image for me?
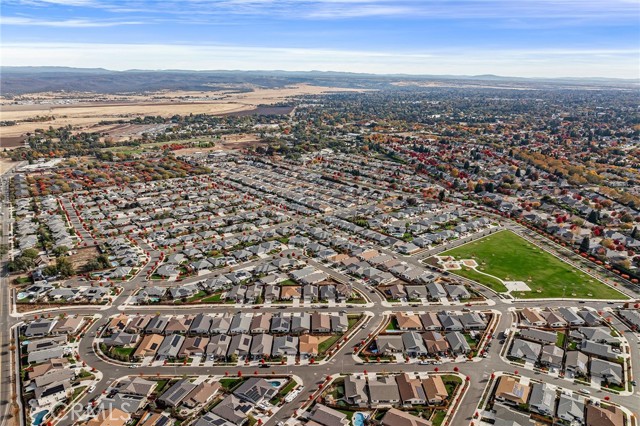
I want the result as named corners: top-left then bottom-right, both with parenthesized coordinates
top-left (441, 230), bottom-right (627, 300)
top-left (0, 84), bottom-right (364, 140)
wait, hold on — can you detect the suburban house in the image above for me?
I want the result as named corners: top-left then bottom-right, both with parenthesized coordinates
top-left (509, 339), bottom-right (542, 364)
top-left (133, 334), bottom-right (164, 359)
top-left (422, 376), bottom-right (448, 405)
top-left (368, 375), bottom-right (401, 407)
top-left (381, 408), bottom-right (431, 426)
top-left (307, 404), bottom-right (349, 426)
top-left (494, 376), bottom-right (531, 406)
top-left (396, 373), bottom-right (427, 406)
top-left (233, 378), bottom-right (277, 405)
top-left (299, 335), bottom-right (320, 358)
top-left (156, 334), bottom-right (185, 360)
top-left (343, 375), bottom-right (368, 407)
top-left (402, 332), bottom-right (428, 357)
top-left (521, 308), bottom-right (546, 326)
top-left (395, 313), bottom-right (423, 331)
top-left (529, 383), bottom-right (556, 416)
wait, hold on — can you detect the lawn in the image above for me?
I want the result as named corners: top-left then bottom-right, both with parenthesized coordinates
top-left (442, 231), bottom-right (626, 300)
top-left (219, 378), bottom-right (245, 392)
top-left (70, 386), bottom-right (87, 401)
top-left (442, 374), bottom-right (462, 394)
top-left (186, 291), bottom-right (207, 302)
top-left (336, 409), bottom-right (356, 421)
top-left (386, 318), bottom-right (399, 331)
top-left (154, 379), bottom-right (169, 393)
top-left (201, 292), bottom-right (223, 303)
top-left (319, 334), bottom-right (343, 355)
top-left (556, 332), bottom-right (566, 348)
top-left (463, 333), bottom-right (478, 349)
top-left (76, 370), bottom-right (95, 380)
top-left (431, 410), bottom-right (447, 426)
top-left (111, 347), bottom-right (135, 359)
top-left (452, 267), bottom-right (508, 293)
top-left (347, 315), bottom-right (360, 329)
top-left (278, 379), bottom-right (298, 396)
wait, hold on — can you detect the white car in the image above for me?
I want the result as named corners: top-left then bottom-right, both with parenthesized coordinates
top-left (87, 385), bottom-right (96, 393)
top-left (579, 388), bottom-right (591, 395)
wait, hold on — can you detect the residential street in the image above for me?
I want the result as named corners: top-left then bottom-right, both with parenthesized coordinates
top-left (2, 170), bottom-right (639, 426)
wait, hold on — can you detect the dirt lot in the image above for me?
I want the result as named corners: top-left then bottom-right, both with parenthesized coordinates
top-left (0, 158), bottom-right (19, 174)
top-left (170, 133), bottom-right (266, 154)
top-left (0, 84), bottom-right (363, 139)
top-left (0, 102), bottom-right (251, 138)
top-left (0, 136), bottom-right (25, 149)
top-left (69, 246), bottom-right (101, 270)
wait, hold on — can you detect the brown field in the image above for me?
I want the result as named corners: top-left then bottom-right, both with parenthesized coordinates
top-left (0, 158), bottom-right (20, 174)
top-left (86, 122), bottom-right (166, 141)
top-left (0, 84), bottom-right (364, 141)
top-left (0, 102), bottom-right (251, 139)
top-left (173, 133), bottom-right (266, 154)
top-left (217, 134), bottom-right (266, 150)
top-left (69, 246), bottom-right (101, 270)
top-left (0, 135), bottom-right (25, 148)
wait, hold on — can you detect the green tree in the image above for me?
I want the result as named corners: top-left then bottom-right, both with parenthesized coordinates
top-left (21, 248), bottom-right (39, 259)
top-left (43, 265), bottom-right (58, 276)
top-left (55, 256), bottom-right (75, 278)
top-left (7, 257), bottom-right (34, 273)
top-left (587, 210), bottom-right (600, 225)
top-left (579, 236), bottom-right (591, 253)
top-left (52, 246), bottom-right (69, 257)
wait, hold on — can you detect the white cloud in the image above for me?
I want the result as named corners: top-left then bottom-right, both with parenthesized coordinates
top-left (130, 0), bottom-right (640, 22)
top-left (14, 0), bottom-right (98, 6)
top-left (2, 42), bottom-right (638, 78)
top-left (1, 16), bottom-right (142, 27)
top-left (306, 4), bottom-right (414, 18)
top-left (8, 0), bottom-right (639, 22)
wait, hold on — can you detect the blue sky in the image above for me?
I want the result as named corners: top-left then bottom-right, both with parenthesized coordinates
top-left (1, 0), bottom-right (639, 78)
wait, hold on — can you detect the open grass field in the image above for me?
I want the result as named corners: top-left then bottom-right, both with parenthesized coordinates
top-left (453, 267), bottom-right (508, 293)
top-left (442, 230), bottom-right (627, 300)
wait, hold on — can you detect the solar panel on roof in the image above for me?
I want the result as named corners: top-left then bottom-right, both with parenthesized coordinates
top-left (513, 384), bottom-right (524, 398)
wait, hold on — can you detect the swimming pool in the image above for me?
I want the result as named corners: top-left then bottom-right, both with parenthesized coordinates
top-left (353, 412), bottom-right (368, 426)
top-left (268, 380), bottom-right (282, 388)
top-left (33, 410), bottom-right (49, 426)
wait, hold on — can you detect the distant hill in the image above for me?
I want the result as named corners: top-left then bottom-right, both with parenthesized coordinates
top-left (1, 67), bottom-right (637, 95)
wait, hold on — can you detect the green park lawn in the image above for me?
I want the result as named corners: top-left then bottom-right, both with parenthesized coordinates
top-left (452, 267), bottom-right (508, 293)
top-left (442, 230), bottom-right (626, 300)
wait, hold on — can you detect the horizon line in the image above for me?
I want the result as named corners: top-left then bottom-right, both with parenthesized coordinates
top-left (3, 65), bottom-right (639, 82)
